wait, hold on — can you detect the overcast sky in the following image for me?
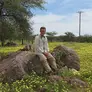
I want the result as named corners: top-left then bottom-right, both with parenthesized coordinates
top-left (31, 0), bottom-right (92, 36)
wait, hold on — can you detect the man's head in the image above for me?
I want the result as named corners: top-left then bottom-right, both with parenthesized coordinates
top-left (40, 27), bottom-right (46, 36)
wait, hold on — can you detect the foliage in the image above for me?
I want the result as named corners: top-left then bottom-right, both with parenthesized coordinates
top-left (0, 0), bottom-right (45, 46)
top-left (46, 31), bottom-right (57, 36)
top-left (46, 31), bottom-right (57, 42)
top-left (61, 32), bottom-right (75, 42)
top-left (76, 35), bottom-right (92, 42)
top-left (47, 32), bottom-right (92, 43)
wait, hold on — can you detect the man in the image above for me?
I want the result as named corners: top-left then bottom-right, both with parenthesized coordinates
top-left (34, 27), bottom-right (57, 74)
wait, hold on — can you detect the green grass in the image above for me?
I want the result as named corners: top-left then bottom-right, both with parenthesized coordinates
top-left (49, 42), bottom-right (92, 91)
top-left (0, 42), bottom-right (92, 92)
top-left (0, 45), bottom-right (24, 57)
top-left (0, 46), bottom-right (24, 53)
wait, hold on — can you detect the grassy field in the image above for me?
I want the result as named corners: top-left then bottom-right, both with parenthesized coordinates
top-left (0, 42), bottom-right (92, 92)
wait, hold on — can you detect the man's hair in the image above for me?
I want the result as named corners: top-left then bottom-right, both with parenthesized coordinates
top-left (40, 27), bottom-right (46, 31)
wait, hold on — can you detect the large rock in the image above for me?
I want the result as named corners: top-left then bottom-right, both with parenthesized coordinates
top-left (68, 78), bottom-right (88, 87)
top-left (26, 54), bottom-right (44, 75)
top-left (48, 75), bottom-right (63, 83)
top-left (0, 45), bottom-right (80, 83)
top-left (0, 51), bottom-right (31, 82)
top-left (52, 45), bottom-right (80, 71)
top-left (48, 75), bottom-right (88, 88)
top-left (20, 44), bottom-right (31, 51)
top-left (0, 51), bottom-right (44, 83)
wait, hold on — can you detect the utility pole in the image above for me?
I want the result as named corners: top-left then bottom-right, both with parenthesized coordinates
top-left (77, 11), bottom-right (83, 37)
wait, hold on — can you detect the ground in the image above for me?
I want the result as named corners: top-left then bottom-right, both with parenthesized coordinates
top-left (0, 42), bottom-right (92, 92)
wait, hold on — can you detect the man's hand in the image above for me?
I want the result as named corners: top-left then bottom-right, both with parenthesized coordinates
top-left (43, 52), bottom-right (49, 57)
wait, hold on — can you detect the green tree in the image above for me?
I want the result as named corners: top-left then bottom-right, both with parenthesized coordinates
top-left (46, 31), bottom-right (57, 42)
top-left (46, 31), bottom-right (57, 36)
top-left (0, 0), bottom-right (45, 46)
top-left (64, 32), bottom-right (75, 42)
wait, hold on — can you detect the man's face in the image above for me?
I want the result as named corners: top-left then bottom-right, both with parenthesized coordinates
top-left (40, 29), bottom-right (46, 36)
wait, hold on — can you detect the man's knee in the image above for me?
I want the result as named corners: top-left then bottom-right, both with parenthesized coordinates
top-left (50, 57), bottom-right (55, 62)
top-left (38, 54), bottom-right (47, 62)
top-left (47, 54), bottom-right (55, 61)
top-left (40, 58), bottom-right (47, 63)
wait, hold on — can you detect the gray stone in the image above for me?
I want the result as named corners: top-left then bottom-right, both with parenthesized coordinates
top-left (52, 45), bottom-right (80, 71)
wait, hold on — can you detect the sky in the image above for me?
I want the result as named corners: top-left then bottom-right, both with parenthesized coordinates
top-left (31, 0), bottom-right (92, 36)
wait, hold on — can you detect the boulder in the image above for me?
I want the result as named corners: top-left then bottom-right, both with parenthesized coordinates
top-left (52, 45), bottom-right (80, 71)
top-left (0, 45), bottom-right (80, 83)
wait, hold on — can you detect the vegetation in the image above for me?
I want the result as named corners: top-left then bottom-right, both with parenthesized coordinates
top-left (46, 31), bottom-right (57, 42)
top-left (0, 0), bottom-right (45, 46)
top-left (0, 0), bottom-right (91, 92)
top-left (47, 32), bottom-right (92, 43)
top-left (0, 42), bottom-right (92, 92)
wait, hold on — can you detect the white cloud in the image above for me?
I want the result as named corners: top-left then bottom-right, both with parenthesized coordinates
top-left (32, 13), bottom-right (65, 23)
top-left (31, 9), bottom-right (92, 36)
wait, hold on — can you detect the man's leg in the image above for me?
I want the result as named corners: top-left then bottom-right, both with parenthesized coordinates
top-left (47, 53), bottom-right (57, 71)
top-left (38, 54), bottom-right (52, 73)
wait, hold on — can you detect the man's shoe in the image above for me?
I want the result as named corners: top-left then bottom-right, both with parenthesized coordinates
top-left (46, 70), bottom-right (54, 75)
top-left (53, 69), bottom-right (59, 75)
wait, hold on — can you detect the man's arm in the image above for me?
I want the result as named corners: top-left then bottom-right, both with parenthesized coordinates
top-left (43, 37), bottom-right (50, 57)
top-left (34, 36), bottom-right (44, 53)
top-left (45, 37), bottom-right (49, 52)
top-left (46, 38), bottom-right (49, 52)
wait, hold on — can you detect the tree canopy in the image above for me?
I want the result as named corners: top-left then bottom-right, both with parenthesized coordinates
top-left (0, 0), bottom-right (45, 46)
top-left (46, 31), bottom-right (57, 36)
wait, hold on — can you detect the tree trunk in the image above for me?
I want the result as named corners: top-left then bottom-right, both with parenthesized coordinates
top-left (1, 36), bottom-right (5, 46)
top-left (1, 40), bottom-right (4, 46)
top-left (21, 38), bottom-right (24, 45)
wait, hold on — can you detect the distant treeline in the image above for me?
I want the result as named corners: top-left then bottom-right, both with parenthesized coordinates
top-left (1, 32), bottom-right (92, 46)
top-left (31, 33), bottom-right (92, 43)
top-left (47, 35), bottom-right (92, 42)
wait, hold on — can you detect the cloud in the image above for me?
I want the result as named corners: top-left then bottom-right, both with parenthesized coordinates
top-left (32, 13), bottom-right (65, 23)
top-left (32, 9), bottom-right (92, 36)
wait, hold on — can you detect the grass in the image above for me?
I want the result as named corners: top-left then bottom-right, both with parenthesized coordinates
top-left (49, 42), bottom-right (92, 91)
top-left (0, 42), bottom-right (92, 92)
top-left (0, 45), bottom-right (24, 53)
top-left (0, 45), bottom-right (24, 57)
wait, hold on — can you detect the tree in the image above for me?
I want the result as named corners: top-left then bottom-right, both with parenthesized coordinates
top-left (0, 0), bottom-right (45, 46)
top-left (46, 31), bottom-right (57, 36)
top-left (64, 32), bottom-right (75, 42)
top-left (46, 31), bottom-right (57, 42)
top-left (65, 32), bottom-right (75, 37)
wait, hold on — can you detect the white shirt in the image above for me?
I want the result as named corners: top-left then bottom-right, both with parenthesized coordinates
top-left (34, 35), bottom-right (49, 54)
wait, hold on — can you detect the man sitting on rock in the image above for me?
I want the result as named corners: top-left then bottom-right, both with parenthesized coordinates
top-left (34, 27), bottom-right (57, 74)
